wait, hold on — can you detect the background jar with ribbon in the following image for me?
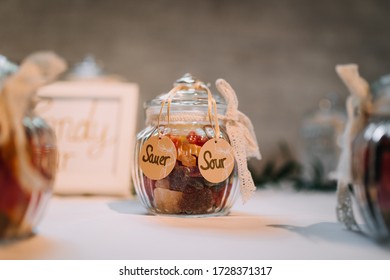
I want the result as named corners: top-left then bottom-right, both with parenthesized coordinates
top-left (132, 73), bottom-right (260, 217)
top-left (0, 53), bottom-right (66, 240)
top-left (336, 65), bottom-right (390, 242)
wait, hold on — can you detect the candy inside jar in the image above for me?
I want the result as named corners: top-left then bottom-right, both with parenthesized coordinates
top-left (141, 124), bottom-right (238, 216)
top-left (0, 113), bottom-right (57, 239)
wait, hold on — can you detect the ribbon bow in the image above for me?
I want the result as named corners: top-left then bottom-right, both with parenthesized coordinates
top-left (216, 79), bottom-right (261, 202)
top-left (335, 64), bottom-right (372, 183)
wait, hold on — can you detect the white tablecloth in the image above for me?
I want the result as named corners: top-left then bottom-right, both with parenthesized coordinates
top-left (1, 189), bottom-right (390, 259)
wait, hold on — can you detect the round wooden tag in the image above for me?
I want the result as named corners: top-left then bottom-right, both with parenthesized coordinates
top-left (139, 135), bottom-right (177, 180)
top-left (198, 138), bottom-right (234, 183)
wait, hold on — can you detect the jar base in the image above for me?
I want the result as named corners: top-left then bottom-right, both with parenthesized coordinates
top-left (0, 230), bottom-right (35, 244)
top-left (148, 209), bottom-right (231, 218)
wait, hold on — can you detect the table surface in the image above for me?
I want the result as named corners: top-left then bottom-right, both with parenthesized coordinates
top-left (1, 188), bottom-right (390, 260)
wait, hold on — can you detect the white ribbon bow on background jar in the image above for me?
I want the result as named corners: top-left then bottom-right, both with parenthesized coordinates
top-left (335, 64), bottom-right (372, 230)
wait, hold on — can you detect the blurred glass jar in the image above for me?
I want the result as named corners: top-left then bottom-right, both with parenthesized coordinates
top-left (350, 74), bottom-right (390, 241)
top-left (301, 93), bottom-right (346, 186)
top-left (132, 74), bottom-right (239, 217)
top-left (0, 56), bottom-right (57, 240)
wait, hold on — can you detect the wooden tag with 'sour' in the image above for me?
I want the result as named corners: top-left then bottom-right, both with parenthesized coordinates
top-left (139, 135), bottom-right (177, 180)
top-left (198, 138), bottom-right (234, 183)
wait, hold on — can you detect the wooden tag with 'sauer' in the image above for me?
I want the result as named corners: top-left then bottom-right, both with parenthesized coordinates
top-left (139, 135), bottom-right (177, 180)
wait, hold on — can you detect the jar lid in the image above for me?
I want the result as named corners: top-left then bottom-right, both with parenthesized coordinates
top-left (0, 55), bottom-right (18, 80)
top-left (145, 73), bottom-right (226, 114)
top-left (371, 73), bottom-right (390, 115)
top-left (65, 55), bottom-right (124, 82)
top-left (68, 55), bottom-right (104, 78)
top-left (372, 73), bottom-right (390, 96)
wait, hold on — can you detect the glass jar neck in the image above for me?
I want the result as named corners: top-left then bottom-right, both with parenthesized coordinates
top-left (145, 104), bottom-right (226, 127)
top-left (145, 112), bottom-right (225, 127)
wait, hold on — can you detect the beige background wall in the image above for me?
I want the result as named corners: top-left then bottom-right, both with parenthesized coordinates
top-left (1, 0), bottom-right (390, 170)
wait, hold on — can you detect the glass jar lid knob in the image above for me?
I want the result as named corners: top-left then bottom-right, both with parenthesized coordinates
top-left (174, 73), bottom-right (208, 87)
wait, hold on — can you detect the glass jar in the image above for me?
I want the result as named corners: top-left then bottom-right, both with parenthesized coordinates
top-left (132, 74), bottom-right (239, 217)
top-left (350, 74), bottom-right (390, 241)
top-left (301, 93), bottom-right (346, 188)
top-left (0, 56), bottom-right (58, 240)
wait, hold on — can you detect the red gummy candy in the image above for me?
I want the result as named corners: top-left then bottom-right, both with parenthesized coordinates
top-left (186, 131), bottom-right (198, 144)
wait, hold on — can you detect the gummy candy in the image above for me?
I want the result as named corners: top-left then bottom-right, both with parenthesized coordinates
top-left (154, 188), bottom-right (183, 214)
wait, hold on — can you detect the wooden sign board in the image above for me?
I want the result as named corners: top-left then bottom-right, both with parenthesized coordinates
top-left (36, 81), bottom-right (139, 196)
